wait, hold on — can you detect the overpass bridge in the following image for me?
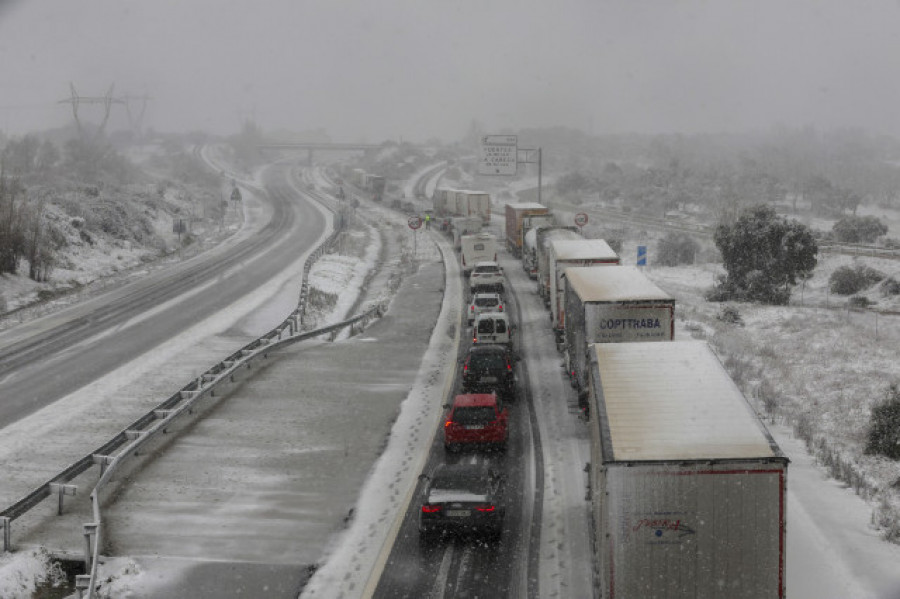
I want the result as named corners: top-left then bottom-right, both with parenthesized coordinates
top-left (258, 141), bottom-right (382, 165)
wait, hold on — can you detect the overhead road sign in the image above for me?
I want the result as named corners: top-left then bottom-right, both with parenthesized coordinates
top-left (479, 135), bottom-right (518, 175)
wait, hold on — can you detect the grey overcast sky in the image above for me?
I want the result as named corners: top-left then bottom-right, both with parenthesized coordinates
top-left (1, 0), bottom-right (900, 143)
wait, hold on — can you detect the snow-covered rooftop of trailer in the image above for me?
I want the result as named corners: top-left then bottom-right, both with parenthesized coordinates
top-left (507, 202), bottom-right (547, 210)
top-left (566, 266), bottom-right (674, 303)
top-left (593, 341), bottom-right (780, 462)
top-left (550, 239), bottom-right (619, 261)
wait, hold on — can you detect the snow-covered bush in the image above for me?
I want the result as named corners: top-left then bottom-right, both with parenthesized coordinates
top-left (880, 277), bottom-right (900, 296)
top-left (716, 305), bottom-right (744, 326)
top-left (829, 264), bottom-right (885, 295)
top-left (848, 295), bottom-right (873, 308)
top-left (866, 384), bottom-right (900, 460)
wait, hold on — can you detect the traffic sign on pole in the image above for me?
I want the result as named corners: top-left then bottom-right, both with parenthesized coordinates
top-left (637, 245), bottom-right (647, 266)
top-left (408, 215), bottom-right (423, 230)
top-left (574, 212), bottom-right (588, 227)
top-left (479, 135), bottom-right (518, 175)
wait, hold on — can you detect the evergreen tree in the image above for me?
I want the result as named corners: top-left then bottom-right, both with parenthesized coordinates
top-left (709, 205), bottom-right (817, 304)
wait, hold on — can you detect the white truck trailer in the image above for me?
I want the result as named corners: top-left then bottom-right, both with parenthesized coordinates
top-left (587, 341), bottom-right (788, 599)
top-left (432, 187), bottom-right (455, 217)
top-left (563, 266), bottom-right (675, 394)
top-left (535, 226), bottom-right (581, 300)
top-left (453, 190), bottom-right (492, 223)
top-left (548, 239), bottom-right (619, 345)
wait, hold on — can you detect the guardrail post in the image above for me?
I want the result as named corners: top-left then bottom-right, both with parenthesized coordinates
top-left (75, 574), bottom-right (91, 598)
top-left (49, 483), bottom-right (77, 515)
top-left (1, 516), bottom-right (10, 552)
top-left (93, 455), bottom-right (114, 476)
top-left (82, 522), bottom-right (98, 571)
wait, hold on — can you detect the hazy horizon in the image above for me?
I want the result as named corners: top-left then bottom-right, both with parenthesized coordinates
top-left (2, 0), bottom-right (900, 144)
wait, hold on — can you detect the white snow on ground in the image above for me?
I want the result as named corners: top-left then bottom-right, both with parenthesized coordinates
top-left (0, 548), bottom-right (65, 599)
top-left (306, 227), bottom-right (381, 328)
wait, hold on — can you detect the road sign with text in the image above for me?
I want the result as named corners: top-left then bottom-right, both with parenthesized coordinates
top-left (479, 135), bottom-right (518, 175)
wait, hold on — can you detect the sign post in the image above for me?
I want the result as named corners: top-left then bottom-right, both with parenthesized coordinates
top-left (574, 212), bottom-right (588, 234)
top-left (479, 135), bottom-right (518, 176)
top-left (408, 215), bottom-right (423, 257)
top-left (637, 245), bottom-right (647, 267)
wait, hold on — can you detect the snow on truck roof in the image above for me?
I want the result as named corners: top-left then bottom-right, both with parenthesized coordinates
top-left (566, 266), bottom-right (674, 303)
top-left (506, 202), bottom-right (547, 210)
top-left (550, 239), bottom-right (618, 261)
top-left (592, 341), bottom-right (781, 462)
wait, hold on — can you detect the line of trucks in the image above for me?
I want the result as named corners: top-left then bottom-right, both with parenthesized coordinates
top-left (427, 185), bottom-right (788, 594)
top-left (496, 200), bottom-right (788, 597)
top-left (350, 168), bottom-right (386, 202)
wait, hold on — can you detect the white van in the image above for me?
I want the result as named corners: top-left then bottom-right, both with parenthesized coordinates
top-left (460, 233), bottom-right (498, 274)
top-left (472, 312), bottom-right (513, 347)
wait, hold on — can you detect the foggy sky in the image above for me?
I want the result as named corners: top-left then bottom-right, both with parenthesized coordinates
top-left (2, 0), bottom-right (900, 143)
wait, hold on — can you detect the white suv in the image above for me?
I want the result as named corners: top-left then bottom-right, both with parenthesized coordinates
top-left (469, 261), bottom-right (504, 293)
top-left (467, 292), bottom-right (504, 325)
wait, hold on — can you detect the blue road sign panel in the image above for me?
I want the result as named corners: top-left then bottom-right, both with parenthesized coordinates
top-left (637, 245), bottom-right (647, 266)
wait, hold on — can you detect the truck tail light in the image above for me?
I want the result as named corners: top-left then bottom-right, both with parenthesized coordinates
top-left (422, 504), bottom-right (442, 513)
top-left (475, 505), bottom-right (495, 512)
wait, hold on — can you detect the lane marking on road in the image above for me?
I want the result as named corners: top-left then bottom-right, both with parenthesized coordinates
top-left (429, 543), bottom-right (456, 599)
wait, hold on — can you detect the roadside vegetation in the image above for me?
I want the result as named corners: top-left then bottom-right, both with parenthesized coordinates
top-left (0, 128), bottom-right (232, 315)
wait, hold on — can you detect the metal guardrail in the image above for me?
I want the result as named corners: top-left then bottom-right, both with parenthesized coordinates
top-left (72, 302), bottom-right (384, 597)
top-left (0, 165), bottom-right (380, 598)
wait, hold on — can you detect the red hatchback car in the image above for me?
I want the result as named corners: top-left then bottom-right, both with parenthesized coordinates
top-left (443, 393), bottom-right (509, 452)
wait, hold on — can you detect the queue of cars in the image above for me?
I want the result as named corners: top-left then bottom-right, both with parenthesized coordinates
top-left (418, 252), bottom-right (516, 542)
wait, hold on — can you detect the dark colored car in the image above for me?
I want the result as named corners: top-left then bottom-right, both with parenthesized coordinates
top-left (418, 461), bottom-right (505, 541)
top-left (460, 344), bottom-right (515, 399)
top-left (444, 393), bottom-right (509, 452)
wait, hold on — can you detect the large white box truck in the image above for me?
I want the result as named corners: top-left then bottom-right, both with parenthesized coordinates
top-left (548, 239), bottom-right (619, 345)
top-left (453, 190), bottom-right (492, 223)
top-left (563, 265), bottom-right (675, 395)
top-left (535, 227), bottom-right (582, 302)
top-left (587, 341), bottom-right (788, 599)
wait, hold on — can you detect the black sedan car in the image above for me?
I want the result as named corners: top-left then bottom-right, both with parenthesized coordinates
top-left (460, 344), bottom-right (516, 399)
top-left (419, 460), bottom-right (505, 542)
